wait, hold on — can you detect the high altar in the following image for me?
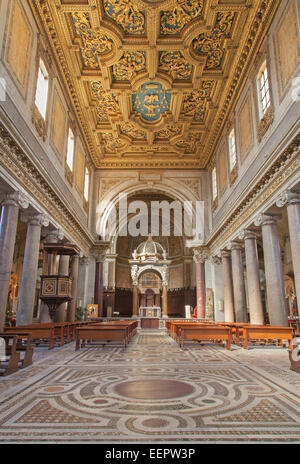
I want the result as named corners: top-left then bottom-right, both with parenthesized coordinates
top-left (139, 307), bottom-right (161, 318)
top-left (129, 236), bottom-right (170, 319)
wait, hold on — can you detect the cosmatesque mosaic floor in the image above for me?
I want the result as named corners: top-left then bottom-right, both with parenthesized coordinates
top-left (0, 330), bottom-right (300, 443)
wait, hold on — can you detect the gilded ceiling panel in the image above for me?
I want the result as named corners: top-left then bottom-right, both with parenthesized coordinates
top-left (120, 122), bottom-right (147, 140)
top-left (72, 12), bottom-right (113, 68)
top-left (28, 0), bottom-right (280, 168)
top-left (112, 51), bottom-right (146, 80)
top-left (192, 11), bottom-right (235, 69)
top-left (158, 51), bottom-right (193, 80)
top-left (103, 0), bottom-right (146, 35)
top-left (160, 0), bottom-right (204, 35)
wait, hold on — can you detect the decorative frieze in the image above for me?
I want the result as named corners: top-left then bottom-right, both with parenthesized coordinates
top-left (0, 125), bottom-right (93, 254)
top-left (208, 135), bottom-right (300, 253)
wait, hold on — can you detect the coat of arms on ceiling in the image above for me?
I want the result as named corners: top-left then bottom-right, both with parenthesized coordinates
top-left (132, 82), bottom-right (171, 122)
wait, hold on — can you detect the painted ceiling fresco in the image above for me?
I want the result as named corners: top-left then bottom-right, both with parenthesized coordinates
top-left (29, 0), bottom-right (278, 169)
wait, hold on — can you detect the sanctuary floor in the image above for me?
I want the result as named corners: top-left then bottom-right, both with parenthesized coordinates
top-left (0, 330), bottom-right (300, 443)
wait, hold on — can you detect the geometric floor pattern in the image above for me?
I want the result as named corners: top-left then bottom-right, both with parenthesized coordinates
top-left (0, 330), bottom-right (300, 443)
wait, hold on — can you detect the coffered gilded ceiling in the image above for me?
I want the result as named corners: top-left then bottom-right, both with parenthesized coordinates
top-left (29, 0), bottom-right (279, 169)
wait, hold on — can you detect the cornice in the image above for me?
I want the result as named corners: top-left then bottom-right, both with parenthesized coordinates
top-left (206, 132), bottom-right (300, 253)
top-left (0, 123), bottom-right (95, 254)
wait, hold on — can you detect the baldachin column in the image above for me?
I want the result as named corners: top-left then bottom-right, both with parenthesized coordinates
top-left (131, 265), bottom-right (139, 317)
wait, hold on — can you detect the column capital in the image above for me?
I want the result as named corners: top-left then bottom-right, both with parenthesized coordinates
top-left (95, 254), bottom-right (106, 263)
top-left (1, 191), bottom-right (30, 209)
top-left (243, 229), bottom-right (259, 241)
top-left (90, 240), bottom-right (110, 262)
top-left (211, 255), bottom-right (222, 265)
top-left (80, 256), bottom-right (90, 266)
top-left (43, 229), bottom-right (64, 243)
top-left (221, 249), bottom-right (231, 259)
top-left (193, 248), bottom-right (208, 264)
top-left (254, 213), bottom-right (281, 227)
top-left (230, 241), bottom-right (244, 251)
top-left (21, 212), bottom-right (49, 227)
top-left (276, 190), bottom-right (300, 208)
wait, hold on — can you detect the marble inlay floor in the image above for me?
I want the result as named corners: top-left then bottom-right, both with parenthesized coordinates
top-left (0, 330), bottom-right (300, 443)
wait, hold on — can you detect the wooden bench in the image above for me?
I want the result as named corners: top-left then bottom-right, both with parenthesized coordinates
top-left (239, 326), bottom-right (294, 350)
top-left (177, 325), bottom-right (232, 350)
top-left (168, 322), bottom-right (220, 343)
top-left (90, 321), bottom-right (138, 343)
top-left (219, 322), bottom-right (254, 346)
top-left (0, 333), bottom-right (33, 375)
top-left (75, 326), bottom-right (128, 350)
top-left (4, 326), bottom-right (56, 349)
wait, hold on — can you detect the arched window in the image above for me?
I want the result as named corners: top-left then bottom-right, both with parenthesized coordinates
top-left (212, 167), bottom-right (217, 201)
top-left (228, 128), bottom-right (237, 172)
top-left (257, 61), bottom-right (271, 119)
top-left (35, 58), bottom-right (49, 119)
top-left (66, 128), bottom-right (75, 171)
top-left (84, 167), bottom-right (89, 201)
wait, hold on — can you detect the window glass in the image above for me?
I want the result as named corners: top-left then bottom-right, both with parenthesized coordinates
top-left (84, 167), bottom-right (89, 201)
top-left (212, 167), bottom-right (217, 201)
top-left (66, 128), bottom-right (75, 171)
top-left (228, 128), bottom-right (237, 171)
top-left (257, 62), bottom-right (271, 118)
top-left (35, 59), bottom-right (49, 119)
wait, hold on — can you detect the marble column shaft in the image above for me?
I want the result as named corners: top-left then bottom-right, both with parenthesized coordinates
top-left (0, 197), bottom-right (19, 331)
top-left (55, 254), bottom-right (70, 322)
top-left (221, 251), bottom-right (235, 322)
top-left (244, 231), bottom-right (264, 325)
top-left (67, 255), bottom-right (79, 322)
top-left (16, 215), bottom-right (42, 326)
top-left (94, 258), bottom-right (104, 317)
top-left (77, 257), bottom-right (89, 309)
top-left (286, 196), bottom-right (300, 304)
top-left (195, 260), bottom-right (206, 319)
top-left (162, 284), bottom-right (168, 317)
top-left (260, 215), bottom-right (288, 326)
top-left (231, 243), bottom-right (248, 323)
top-left (132, 284), bottom-right (138, 317)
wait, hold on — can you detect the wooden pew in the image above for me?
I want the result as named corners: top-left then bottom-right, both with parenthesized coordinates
top-left (0, 333), bottom-right (33, 375)
top-left (4, 326), bottom-right (55, 349)
top-left (177, 325), bottom-right (232, 350)
top-left (240, 326), bottom-right (294, 350)
top-left (218, 322), bottom-right (254, 346)
top-left (7, 322), bottom-right (73, 346)
top-left (90, 321), bottom-right (138, 343)
top-left (168, 322), bottom-right (220, 343)
top-left (75, 326), bottom-right (128, 350)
